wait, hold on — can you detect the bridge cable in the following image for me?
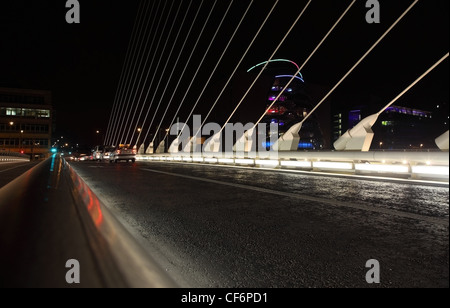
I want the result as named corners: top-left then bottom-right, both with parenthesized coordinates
top-left (150, 0), bottom-right (236, 146)
top-left (147, 0), bottom-right (219, 146)
top-left (378, 52), bottom-right (449, 115)
top-left (109, 1), bottom-right (158, 145)
top-left (105, 1), bottom-right (145, 145)
top-left (255, 0), bottom-right (420, 129)
top-left (115, 0), bottom-right (169, 145)
top-left (177, 0), bottom-right (280, 143)
top-left (126, 0), bottom-right (189, 146)
top-left (119, 0), bottom-right (179, 145)
top-left (109, 1), bottom-right (161, 146)
top-left (134, 0), bottom-right (206, 148)
top-left (171, 0), bottom-right (255, 143)
top-left (105, 1), bottom-right (147, 145)
top-left (216, 0), bottom-right (313, 135)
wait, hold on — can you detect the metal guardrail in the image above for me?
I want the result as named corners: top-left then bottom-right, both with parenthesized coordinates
top-left (0, 151), bottom-right (30, 163)
top-left (0, 154), bottom-right (176, 288)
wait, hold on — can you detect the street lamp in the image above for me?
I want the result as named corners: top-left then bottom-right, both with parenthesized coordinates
top-left (20, 130), bottom-right (24, 154)
top-left (8, 122), bottom-right (14, 152)
top-left (165, 128), bottom-right (170, 152)
top-left (136, 128), bottom-right (142, 149)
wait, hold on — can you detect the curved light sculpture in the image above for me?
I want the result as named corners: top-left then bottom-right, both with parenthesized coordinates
top-left (275, 75), bottom-right (304, 83)
top-left (247, 59), bottom-right (304, 79)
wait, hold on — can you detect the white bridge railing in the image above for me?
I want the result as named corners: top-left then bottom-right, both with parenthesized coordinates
top-left (0, 152), bottom-right (30, 163)
top-left (137, 151), bottom-right (449, 182)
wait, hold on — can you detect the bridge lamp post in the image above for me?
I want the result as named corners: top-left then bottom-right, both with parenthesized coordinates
top-left (165, 128), bottom-right (170, 153)
top-left (136, 128), bottom-right (142, 150)
top-left (96, 131), bottom-right (100, 145)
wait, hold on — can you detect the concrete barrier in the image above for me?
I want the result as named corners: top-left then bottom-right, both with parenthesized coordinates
top-left (0, 154), bottom-right (176, 288)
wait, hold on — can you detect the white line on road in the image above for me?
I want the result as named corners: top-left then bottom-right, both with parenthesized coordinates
top-left (142, 168), bottom-right (449, 227)
top-left (0, 162), bottom-right (35, 173)
top-left (143, 160), bottom-right (449, 187)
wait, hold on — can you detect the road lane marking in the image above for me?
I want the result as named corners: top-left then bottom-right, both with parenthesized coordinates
top-left (141, 161), bottom-right (449, 187)
top-left (142, 168), bottom-right (449, 227)
top-left (0, 162), bottom-right (35, 173)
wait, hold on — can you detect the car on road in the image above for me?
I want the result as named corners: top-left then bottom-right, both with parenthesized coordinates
top-left (101, 146), bottom-right (116, 161)
top-left (92, 145), bottom-right (105, 161)
top-left (109, 144), bottom-right (136, 163)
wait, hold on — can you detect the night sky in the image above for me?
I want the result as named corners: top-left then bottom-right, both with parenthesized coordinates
top-left (1, 0), bottom-right (448, 146)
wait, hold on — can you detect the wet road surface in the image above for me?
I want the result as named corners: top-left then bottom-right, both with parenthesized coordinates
top-left (70, 160), bottom-right (449, 288)
top-left (0, 161), bottom-right (41, 189)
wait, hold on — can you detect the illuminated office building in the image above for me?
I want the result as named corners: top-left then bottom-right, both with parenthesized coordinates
top-left (260, 74), bottom-right (324, 150)
top-left (333, 104), bottom-right (436, 150)
top-left (0, 87), bottom-right (53, 158)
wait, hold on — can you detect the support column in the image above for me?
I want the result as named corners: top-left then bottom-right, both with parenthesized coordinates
top-left (334, 114), bottom-right (379, 152)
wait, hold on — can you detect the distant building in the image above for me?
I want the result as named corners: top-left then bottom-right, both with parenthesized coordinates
top-left (0, 88), bottom-right (53, 158)
top-left (375, 106), bottom-right (434, 150)
top-left (261, 75), bottom-right (325, 150)
top-left (332, 104), bottom-right (436, 150)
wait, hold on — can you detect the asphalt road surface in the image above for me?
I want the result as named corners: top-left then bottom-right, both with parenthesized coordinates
top-left (70, 160), bottom-right (449, 288)
top-left (0, 161), bottom-right (41, 189)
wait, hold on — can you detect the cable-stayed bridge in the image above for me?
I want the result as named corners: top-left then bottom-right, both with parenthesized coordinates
top-left (1, 1), bottom-right (448, 289)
